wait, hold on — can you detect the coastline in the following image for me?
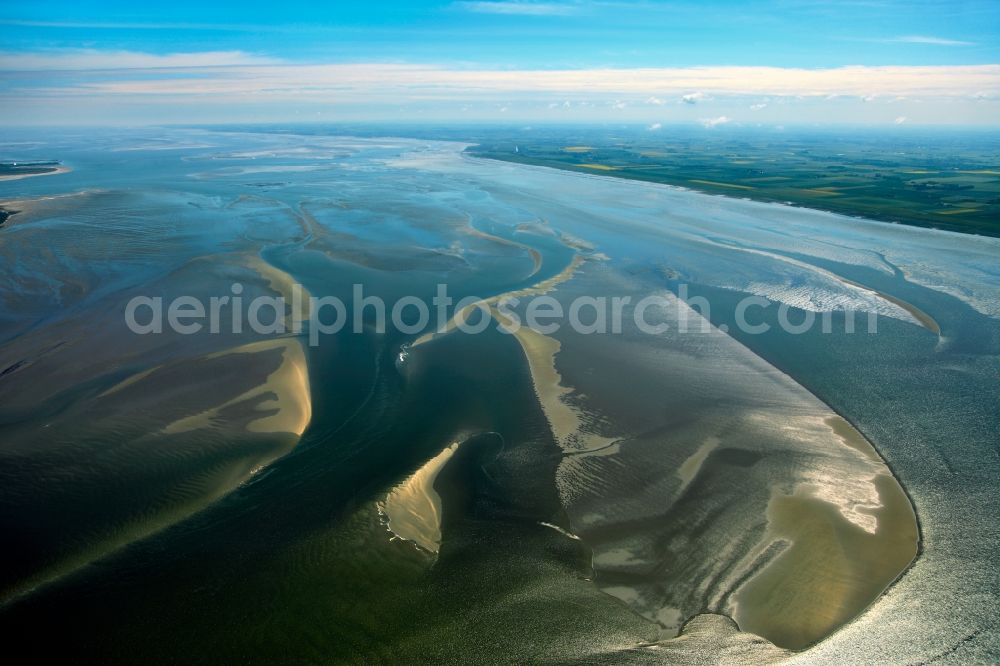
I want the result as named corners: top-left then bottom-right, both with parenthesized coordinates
top-left (471, 151), bottom-right (1000, 239)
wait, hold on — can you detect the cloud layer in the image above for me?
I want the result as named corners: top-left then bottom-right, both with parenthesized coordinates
top-left (4, 52), bottom-right (997, 97)
top-left (2, 51), bottom-right (998, 125)
top-left (0, 49), bottom-right (278, 70)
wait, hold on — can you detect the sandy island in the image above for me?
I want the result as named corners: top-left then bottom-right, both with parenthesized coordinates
top-left (0, 165), bottom-right (72, 182)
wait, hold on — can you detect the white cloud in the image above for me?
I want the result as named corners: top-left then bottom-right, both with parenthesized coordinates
top-left (750, 102), bottom-right (767, 110)
top-left (645, 96), bottom-right (665, 105)
top-left (457, 1), bottom-right (574, 15)
top-left (682, 91), bottom-right (708, 104)
top-left (3, 53), bottom-right (999, 127)
top-left (889, 35), bottom-right (975, 46)
top-left (0, 49), bottom-right (276, 70)
top-left (3, 54), bottom-right (996, 102)
top-left (699, 116), bottom-right (731, 128)
top-left (894, 116), bottom-right (907, 124)
top-left (861, 94), bottom-right (877, 102)
top-left (648, 122), bottom-right (662, 130)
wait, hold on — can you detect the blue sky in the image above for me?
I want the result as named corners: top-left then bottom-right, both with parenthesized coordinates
top-left (2, 0), bottom-right (998, 125)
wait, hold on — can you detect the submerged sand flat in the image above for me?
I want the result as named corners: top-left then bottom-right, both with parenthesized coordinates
top-left (732, 458), bottom-right (918, 649)
top-left (0, 335), bottom-right (312, 603)
top-left (699, 237), bottom-right (941, 334)
top-left (522, 287), bottom-right (919, 650)
top-left (162, 338), bottom-right (312, 436)
top-left (0, 194), bottom-right (315, 602)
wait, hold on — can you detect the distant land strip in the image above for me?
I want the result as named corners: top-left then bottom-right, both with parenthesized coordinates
top-left (470, 145), bottom-right (1000, 238)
